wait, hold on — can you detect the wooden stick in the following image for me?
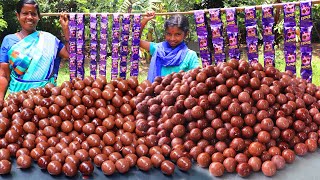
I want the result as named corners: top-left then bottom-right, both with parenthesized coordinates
top-left (41, 0), bottom-right (320, 17)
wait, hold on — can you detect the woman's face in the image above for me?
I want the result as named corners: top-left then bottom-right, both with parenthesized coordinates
top-left (17, 4), bottom-right (40, 33)
top-left (165, 26), bottom-right (186, 48)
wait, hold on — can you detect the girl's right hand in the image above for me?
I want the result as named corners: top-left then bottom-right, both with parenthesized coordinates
top-left (144, 11), bottom-right (155, 22)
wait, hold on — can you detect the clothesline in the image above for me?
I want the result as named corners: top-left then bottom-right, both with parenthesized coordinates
top-left (41, 0), bottom-right (320, 17)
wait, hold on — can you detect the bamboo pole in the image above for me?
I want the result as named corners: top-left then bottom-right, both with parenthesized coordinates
top-left (41, 0), bottom-right (320, 17)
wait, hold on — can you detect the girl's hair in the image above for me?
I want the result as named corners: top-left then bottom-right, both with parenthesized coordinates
top-left (164, 14), bottom-right (189, 34)
top-left (16, 0), bottom-right (40, 16)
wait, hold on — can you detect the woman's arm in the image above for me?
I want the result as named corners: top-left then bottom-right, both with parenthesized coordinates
top-left (59, 13), bottom-right (70, 59)
top-left (139, 11), bottom-right (155, 52)
top-left (0, 63), bottom-right (10, 105)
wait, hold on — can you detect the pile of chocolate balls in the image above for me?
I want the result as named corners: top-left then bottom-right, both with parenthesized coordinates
top-left (0, 59), bottom-right (320, 178)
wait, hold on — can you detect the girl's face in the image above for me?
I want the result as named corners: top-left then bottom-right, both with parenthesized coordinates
top-left (165, 26), bottom-right (187, 48)
top-left (17, 4), bottom-right (40, 33)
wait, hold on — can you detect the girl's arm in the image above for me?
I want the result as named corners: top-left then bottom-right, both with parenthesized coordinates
top-left (139, 11), bottom-right (155, 52)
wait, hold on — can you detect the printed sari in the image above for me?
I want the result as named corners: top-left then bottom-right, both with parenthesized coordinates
top-left (7, 31), bottom-right (60, 93)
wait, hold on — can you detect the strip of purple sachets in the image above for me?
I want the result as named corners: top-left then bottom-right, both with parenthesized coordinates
top-left (300, 1), bottom-right (313, 82)
top-left (76, 13), bottom-right (85, 79)
top-left (90, 14), bottom-right (97, 79)
top-left (283, 3), bottom-right (297, 74)
top-left (120, 14), bottom-right (131, 79)
top-left (130, 14), bottom-right (141, 77)
top-left (262, 5), bottom-right (275, 67)
top-left (100, 14), bottom-right (108, 76)
top-left (245, 7), bottom-right (258, 64)
top-left (194, 10), bottom-right (211, 67)
top-left (209, 8), bottom-right (225, 64)
top-left (69, 13), bottom-right (77, 81)
top-left (225, 8), bottom-right (240, 61)
top-left (111, 14), bottom-right (121, 79)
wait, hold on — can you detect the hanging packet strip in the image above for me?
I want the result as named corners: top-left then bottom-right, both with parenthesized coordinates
top-left (262, 5), bottom-right (275, 67)
top-left (245, 7), bottom-right (258, 64)
top-left (194, 10), bottom-right (211, 67)
top-left (76, 13), bottom-right (85, 79)
top-left (283, 3), bottom-right (297, 74)
top-left (300, 1), bottom-right (313, 82)
top-left (120, 14), bottom-right (131, 79)
top-left (130, 14), bottom-right (141, 77)
top-left (111, 14), bottom-right (121, 79)
top-left (225, 8), bottom-right (240, 61)
top-left (89, 14), bottom-right (97, 79)
top-left (209, 8), bottom-right (225, 64)
top-left (69, 13), bottom-right (77, 80)
top-left (99, 14), bottom-right (108, 76)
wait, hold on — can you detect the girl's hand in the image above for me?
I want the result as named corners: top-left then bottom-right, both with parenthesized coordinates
top-left (59, 13), bottom-right (69, 30)
top-left (144, 11), bottom-right (155, 22)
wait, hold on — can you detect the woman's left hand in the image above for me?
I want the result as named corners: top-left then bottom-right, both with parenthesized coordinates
top-left (59, 13), bottom-right (69, 30)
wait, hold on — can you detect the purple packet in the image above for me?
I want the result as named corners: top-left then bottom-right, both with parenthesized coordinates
top-left (246, 25), bottom-right (258, 40)
top-left (284, 3), bottom-right (296, 26)
top-left (212, 38), bottom-right (224, 55)
top-left (300, 1), bottom-right (312, 26)
top-left (262, 5), bottom-right (274, 24)
top-left (225, 8), bottom-right (237, 27)
top-left (194, 10), bottom-right (207, 32)
top-left (227, 32), bottom-right (239, 50)
top-left (264, 40), bottom-right (275, 53)
top-left (264, 53), bottom-right (275, 67)
top-left (284, 26), bottom-right (297, 44)
top-left (210, 25), bottom-right (223, 39)
top-left (245, 7), bottom-right (257, 25)
top-left (300, 26), bottom-right (313, 46)
top-left (130, 62), bottom-right (139, 77)
top-left (284, 46), bottom-right (297, 74)
top-left (113, 13), bottom-right (121, 29)
top-left (209, 9), bottom-right (222, 25)
top-left (301, 46), bottom-right (312, 82)
top-left (122, 14), bottom-right (131, 34)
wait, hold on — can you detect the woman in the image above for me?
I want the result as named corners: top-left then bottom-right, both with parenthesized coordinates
top-left (0, 0), bottom-right (69, 104)
top-left (140, 12), bottom-right (200, 83)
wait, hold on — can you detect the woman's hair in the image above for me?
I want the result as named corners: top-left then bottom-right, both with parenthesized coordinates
top-left (164, 14), bottom-right (189, 34)
top-left (16, 0), bottom-right (40, 16)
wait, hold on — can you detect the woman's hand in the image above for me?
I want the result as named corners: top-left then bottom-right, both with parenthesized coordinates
top-left (59, 13), bottom-right (69, 30)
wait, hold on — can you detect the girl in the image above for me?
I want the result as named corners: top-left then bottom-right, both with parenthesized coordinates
top-left (140, 12), bottom-right (199, 83)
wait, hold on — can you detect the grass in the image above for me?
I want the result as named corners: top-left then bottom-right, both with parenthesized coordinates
top-left (56, 44), bottom-right (320, 86)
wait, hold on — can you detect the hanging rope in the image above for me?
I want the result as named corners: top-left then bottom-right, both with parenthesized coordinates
top-left (41, 0), bottom-right (320, 17)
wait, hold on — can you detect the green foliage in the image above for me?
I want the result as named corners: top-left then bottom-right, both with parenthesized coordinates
top-left (0, 3), bottom-right (8, 33)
